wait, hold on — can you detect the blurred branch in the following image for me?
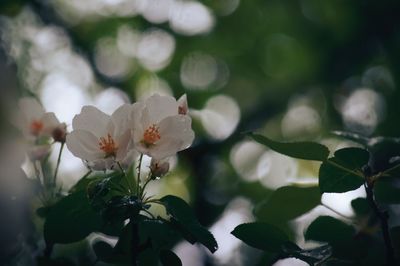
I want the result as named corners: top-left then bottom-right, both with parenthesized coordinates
top-left (28, 0), bottom-right (120, 89)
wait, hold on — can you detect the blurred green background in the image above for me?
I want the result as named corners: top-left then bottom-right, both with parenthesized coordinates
top-left (1, 0), bottom-right (400, 265)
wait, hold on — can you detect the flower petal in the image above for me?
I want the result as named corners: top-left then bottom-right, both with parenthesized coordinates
top-left (18, 97), bottom-right (45, 122)
top-left (72, 106), bottom-right (111, 138)
top-left (147, 115), bottom-right (195, 159)
top-left (142, 94), bottom-right (179, 124)
top-left (111, 104), bottom-right (132, 135)
top-left (41, 112), bottom-right (61, 136)
top-left (66, 130), bottom-right (102, 161)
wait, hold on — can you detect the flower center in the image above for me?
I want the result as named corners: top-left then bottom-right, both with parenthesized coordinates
top-left (30, 120), bottom-right (44, 136)
top-left (99, 133), bottom-right (118, 157)
top-left (142, 124), bottom-right (161, 146)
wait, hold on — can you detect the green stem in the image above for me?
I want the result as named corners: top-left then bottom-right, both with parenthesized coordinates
top-left (364, 182), bottom-right (396, 265)
top-left (117, 161), bottom-right (132, 194)
top-left (53, 142), bottom-right (64, 187)
top-left (136, 154), bottom-right (143, 197)
top-left (140, 173), bottom-right (152, 201)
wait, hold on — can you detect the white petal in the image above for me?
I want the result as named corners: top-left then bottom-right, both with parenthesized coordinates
top-left (18, 97), bottom-right (45, 122)
top-left (72, 106), bottom-right (111, 138)
top-left (66, 130), bottom-right (102, 161)
top-left (115, 130), bottom-right (134, 162)
top-left (111, 104), bottom-right (132, 134)
top-left (147, 115), bottom-right (195, 159)
top-left (142, 94), bottom-right (179, 124)
top-left (41, 112), bottom-right (61, 136)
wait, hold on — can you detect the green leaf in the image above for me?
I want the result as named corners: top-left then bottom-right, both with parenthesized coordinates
top-left (255, 186), bottom-right (321, 224)
top-left (390, 226), bottom-right (400, 258)
top-left (248, 133), bottom-right (329, 161)
top-left (68, 171), bottom-right (96, 193)
top-left (305, 216), bottom-right (365, 259)
top-left (160, 250), bottom-right (182, 266)
top-left (138, 248), bottom-right (159, 266)
top-left (101, 195), bottom-right (141, 223)
top-left (374, 177), bottom-right (400, 204)
top-left (231, 222), bottom-right (289, 252)
top-left (351, 198), bottom-right (370, 216)
top-left (92, 240), bottom-right (114, 263)
top-left (44, 190), bottom-right (102, 244)
top-left (160, 195), bottom-right (218, 253)
top-left (319, 147), bottom-right (368, 193)
top-left (282, 243), bottom-right (333, 265)
top-left (139, 219), bottom-right (179, 250)
top-left (383, 162), bottom-right (400, 178)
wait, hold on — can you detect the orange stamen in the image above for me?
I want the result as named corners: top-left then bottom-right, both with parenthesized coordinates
top-left (30, 120), bottom-right (44, 136)
top-left (142, 124), bottom-right (161, 146)
top-left (99, 133), bottom-right (118, 157)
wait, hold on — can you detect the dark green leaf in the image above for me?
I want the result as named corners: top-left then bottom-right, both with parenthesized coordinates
top-left (68, 171), bottom-right (96, 193)
top-left (139, 219), bottom-right (179, 250)
top-left (256, 186), bottom-right (321, 224)
top-left (282, 243), bottom-right (333, 265)
top-left (383, 162), bottom-right (400, 178)
top-left (305, 216), bottom-right (365, 259)
top-left (101, 195), bottom-right (141, 223)
top-left (305, 216), bottom-right (354, 243)
top-left (249, 133), bottom-right (329, 161)
top-left (319, 147), bottom-right (368, 193)
top-left (351, 198), bottom-right (370, 216)
top-left (44, 190), bottom-right (102, 244)
top-left (374, 177), bottom-right (400, 204)
top-left (138, 248), bottom-right (159, 266)
top-left (160, 250), bottom-right (182, 266)
top-left (36, 206), bottom-right (51, 218)
top-left (92, 240), bottom-right (114, 263)
top-left (231, 222), bottom-right (289, 252)
top-left (390, 226), bottom-right (400, 258)
top-left (160, 195), bottom-right (218, 253)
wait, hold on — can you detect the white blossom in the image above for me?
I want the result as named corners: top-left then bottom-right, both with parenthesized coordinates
top-left (66, 105), bottom-right (137, 170)
top-left (131, 94), bottom-right (194, 160)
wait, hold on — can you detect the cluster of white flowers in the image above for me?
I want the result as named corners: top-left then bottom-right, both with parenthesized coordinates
top-left (16, 94), bottom-right (194, 176)
top-left (14, 97), bottom-right (67, 161)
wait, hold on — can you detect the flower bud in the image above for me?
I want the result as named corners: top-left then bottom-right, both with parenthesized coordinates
top-left (150, 158), bottom-right (170, 178)
top-left (52, 123), bottom-right (67, 143)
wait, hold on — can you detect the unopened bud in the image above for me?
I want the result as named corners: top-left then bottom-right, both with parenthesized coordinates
top-left (52, 123), bottom-right (67, 143)
top-left (178, 94), bottom-right (188, 115)
top-left (150, 158), bottom-right (170, 178)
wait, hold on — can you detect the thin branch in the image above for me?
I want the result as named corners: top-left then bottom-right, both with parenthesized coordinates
top-left (364, 182), bottom-right (396, 265)
top-left (136, 154), bottom-right (143, 197)
top-left (52, 142), bottom-right (64, 186)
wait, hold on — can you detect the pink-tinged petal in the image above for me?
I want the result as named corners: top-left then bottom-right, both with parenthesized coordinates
top-left (146, 115), bottom-right (195, 159)
top-left (18, 97), bottom-right (45, 122)
top-left (72, 106), bottom-right (110, 138)
top-left (142, 94), bottom-right (179, 124)
top-left (66, 130), bottom-right (102, 161)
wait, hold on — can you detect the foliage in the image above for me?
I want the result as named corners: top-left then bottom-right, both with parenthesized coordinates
top-left (232, 133), bottom-right (400, 265)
